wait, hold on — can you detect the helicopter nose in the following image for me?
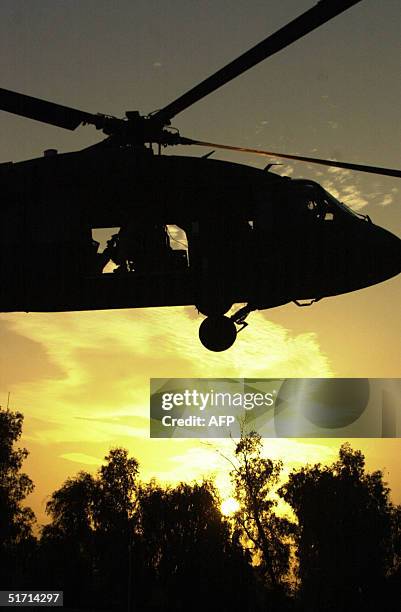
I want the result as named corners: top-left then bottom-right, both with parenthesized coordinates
top-left (366, 225), bottom-right (401, 283)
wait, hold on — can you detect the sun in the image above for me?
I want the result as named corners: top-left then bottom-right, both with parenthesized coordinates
top-left (221, 497), bottom-right (240, 516)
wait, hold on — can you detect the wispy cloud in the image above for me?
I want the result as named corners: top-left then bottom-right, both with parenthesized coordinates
top-left (60, 452), bottom-right (103, 466)
top-left (321, 167), bottom-right (368, 211)
top-left (2, 307), bottom-right (332, 447)
top-left (0, 305), bottom-right (333, 527)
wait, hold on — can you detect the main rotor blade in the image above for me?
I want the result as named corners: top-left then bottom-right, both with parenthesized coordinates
top-left (0, 88), bottom-right (102, 130)
top-left (154, 0), bottom-right (362, 123)
top-left (183, 138), bottom-right (401, 179)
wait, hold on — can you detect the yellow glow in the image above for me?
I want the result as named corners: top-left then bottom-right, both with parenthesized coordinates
top-left (1, 305), bottom-right (400, 526)
top-left (221, 497), bottom-right (240, 516)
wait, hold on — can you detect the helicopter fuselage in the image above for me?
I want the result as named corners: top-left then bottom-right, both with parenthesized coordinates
top-left (0, 146), bottom-right (399, 317)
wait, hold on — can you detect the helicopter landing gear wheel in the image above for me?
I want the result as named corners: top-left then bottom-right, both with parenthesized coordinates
top-left (196, 299), bottom-right (233, 317)
top-left (199, 316), bottom-right (237, 352)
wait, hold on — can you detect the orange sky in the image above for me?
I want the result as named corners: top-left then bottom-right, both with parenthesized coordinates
top-left (1, 306), bottom-right (400, 526)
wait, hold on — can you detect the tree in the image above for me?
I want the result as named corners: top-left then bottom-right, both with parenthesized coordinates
top-left (41, 450), bottom-right (255, 610)
top-left (41, 471), bottom-right (98, 606)
top-left (136, 479), bottom-right (253, 612)
top-left (279, 443), bottom-right (399, 611)
top-left (0, 406), bottom-right (36, 587)
top-left (93, 448), bottom-right (139, 609)
top-left (44, 471), bottom-right (97, 539)
top-left (94, 447), bottom-right (139, 532)
top-left (387, 504), bottom-right (401, 602)
top-left (41, 448), bottom-right (139, 609)
top-left (229, 432), bottom-right (295, 596)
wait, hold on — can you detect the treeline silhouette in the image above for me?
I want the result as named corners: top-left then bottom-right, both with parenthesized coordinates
top-left (1, 406), bottom-right (400, 611)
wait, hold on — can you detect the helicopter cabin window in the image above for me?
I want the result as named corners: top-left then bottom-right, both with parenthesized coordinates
top-left (166, 225), bottom-right (189, 269)
top-left (166, 225), bottom-right (188, 252)
top-left (91, 228), bottom-right (121, 274)
top-left (89, 225), bottom-right (188, 276)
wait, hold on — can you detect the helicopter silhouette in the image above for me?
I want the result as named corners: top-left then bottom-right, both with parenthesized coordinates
top-left (0, 0), bottom-right (400, 351)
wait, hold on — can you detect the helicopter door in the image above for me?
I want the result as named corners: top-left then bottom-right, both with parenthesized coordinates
top-left (186, 211), bottom-right (251, 315)
top-left (288, 184), bottom-right (343, 295)
top-left (0, 195), bottom-right (26, 309)
top-left (252, 184), bottom-right (340, 302)
top-left (24, 196), bottom-right (82, 308)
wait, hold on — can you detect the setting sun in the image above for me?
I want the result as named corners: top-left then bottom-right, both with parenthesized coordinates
top-left (221, 497), bottom-right (240, 516)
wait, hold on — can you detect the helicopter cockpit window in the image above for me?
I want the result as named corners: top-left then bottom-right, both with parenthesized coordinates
top-left (321, 189), bottom-right (360, 218)
top-left (295, 184), bottom-right (345, 222)
top-left (297, 186), bottom-right (328, 221)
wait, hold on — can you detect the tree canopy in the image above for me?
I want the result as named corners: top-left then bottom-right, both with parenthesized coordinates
top-left (230, 432), bottom-right (295, 590)
top-left (279, 442), bottom-right (400, 611)
top-left (0, 406), bottom-right (36, 588)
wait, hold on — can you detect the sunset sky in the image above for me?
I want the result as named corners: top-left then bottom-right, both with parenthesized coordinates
top-left (0, 0), bottom-right (400, 524)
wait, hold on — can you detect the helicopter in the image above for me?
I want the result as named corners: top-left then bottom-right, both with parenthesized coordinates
top-left (0, 0), bottom-right (400, 351)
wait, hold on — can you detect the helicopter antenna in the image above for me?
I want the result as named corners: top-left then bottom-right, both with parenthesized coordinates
top-left (202, 151), bottom-right (215, 159)
top-left (264, 163), bottom-right (283, 171)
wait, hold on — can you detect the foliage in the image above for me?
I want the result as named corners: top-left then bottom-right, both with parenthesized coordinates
top-left (136, 479), bottom-right (253, 611)
top-left (279, 442), bottom-right (400, 611)
top-left (44, 471), bottom-right (97, 539)
top-left (2, 411), bottom-right (401, 611)
top-left (94, 447), bottom-right (139, 531)
top-left (0, 407), bottom-right (36, 588)
top-left (40, 448), bottom-right (139, 608)
top-left (0, 407), bottom-right (35, 543)
top-left (230, 431), bottom-right (295, 590)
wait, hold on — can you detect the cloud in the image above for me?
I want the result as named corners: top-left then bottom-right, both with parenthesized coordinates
top-left (380, 193), bottom-right (395, 207)
top-left (2, 307), bottom-right (332, 445)
top-left (0, 320), bottom-right (64, 392)
top-left (60, 452), bottom-right (103, 466)
top-left (148, 437), bottom-right (339, 504)
top-left (1, 306), bottom-right (333, 524)
top-left (276, 157), bottom-right (397, 213)
top-left (320, 166), bottom-right (398, 212)
top-left (8, 308), bottom-right (398, 518)
top-left (277, 164), bottom-right (294, 177)
top-left (321, 167), bottom-right (368, 211)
